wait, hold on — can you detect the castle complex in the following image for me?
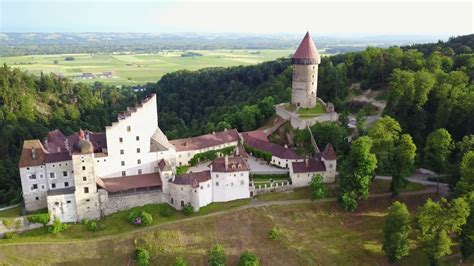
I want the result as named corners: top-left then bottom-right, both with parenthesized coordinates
top-left (18, 32), bottom-right (337, 223)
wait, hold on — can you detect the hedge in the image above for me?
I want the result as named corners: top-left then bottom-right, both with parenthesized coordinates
top-left (243, 143), bottom-right (272, 162)
top-left (189, 146), bottom-right (235, 166)
top-left (27, 212), bottom-right (50, 225)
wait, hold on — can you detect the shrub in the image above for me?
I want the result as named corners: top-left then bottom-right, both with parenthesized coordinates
top-left (1, 219), bottom-right (13, 228)
top-left (48, 216), bottom-right (68, 234)
top-left (268, 227), bottom-right (280, 240)
top-left (182, 204), bottom-right (194, 216)
top-left (2, 232), bottom-right (15, 239)
top-left (238, 251), bottom-right (259, 266)
top-left (173, 256), bottom-right (187, 266)
top-left (208, 244), bottom-right (226, 266)
top-left (310, 174), bottom-right (327, 200)
top-left (128, 211), bottom-right (153, 227)
top-left (159, 205), bottom-right (175, 217)
top-left (82, 219), bottom-right (98, 232)
top-left (134, 247), bottom-right (150, 266)
top-left (27, 212), bottom-right (50, 225)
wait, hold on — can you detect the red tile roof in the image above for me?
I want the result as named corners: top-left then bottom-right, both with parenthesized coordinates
top-left (322, 144), bottom-right (337, 160)
top-left (292, 31), bottom-right (320, 62)
top-left (97, 172), bottom-right (162, 193)
top-left (18, 140), bottom-right (47, 168)
top-left (292, 159), bottom-right (326, 173)
top-left (241, 130), bottom-right (268, 142)
top-left (244, 137), bottom-right (303, 160)
top-left (210, 156), bottom-right (249, 173)
top-left (170, 129), bottom-right (239, 152)
top-left (172, 170), bottom-right (211, 188)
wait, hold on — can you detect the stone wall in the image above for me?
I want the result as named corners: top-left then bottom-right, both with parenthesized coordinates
top-left (0, 216), bottom-right (44, 236)
top-left (251, 181), bottom-right (293, 196)
top-left (99, 189), bottom-right (167, 216)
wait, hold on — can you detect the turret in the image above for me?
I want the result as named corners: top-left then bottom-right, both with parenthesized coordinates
top-left (291, 31), bottom-right (321, 108)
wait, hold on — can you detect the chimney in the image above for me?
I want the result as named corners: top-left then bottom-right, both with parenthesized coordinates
top-left (31, 148), bottom-right (36, 159)
top-left (225, 155), bottom-right (229, 170)
top-left (305, 158), bottom-right (309, 167)
top-left (57, 147), bottom-right (61, 152)
top-left (212, 131), bottom-right (215, 134)
top-left (65, 139), bottom-right (70, 151)
top-left (44, 139), bottom-right (49, 150)
top-left (284, 144), bottom-right (288, 149)
top-left (224, 128), bottom-right (227, 131)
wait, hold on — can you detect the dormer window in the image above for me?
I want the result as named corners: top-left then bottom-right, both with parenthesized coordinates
top-left (127, 126), bottom-right (131, 132)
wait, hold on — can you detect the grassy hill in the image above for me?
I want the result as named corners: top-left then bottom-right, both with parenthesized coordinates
top-left (0, 49), bottom-right (292, 85)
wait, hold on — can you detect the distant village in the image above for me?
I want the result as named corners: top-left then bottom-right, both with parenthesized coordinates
top-left (76, 71), bottom-right (116, 80)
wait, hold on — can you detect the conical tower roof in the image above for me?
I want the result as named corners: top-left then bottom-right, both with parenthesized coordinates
top-left (292, 31), bottom-right (320, 64)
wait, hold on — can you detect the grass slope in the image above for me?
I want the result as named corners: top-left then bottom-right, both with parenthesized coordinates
top-left (3, 193), bottom-right (471, 265)
top-left (0, 49), bottom-right (292, 85)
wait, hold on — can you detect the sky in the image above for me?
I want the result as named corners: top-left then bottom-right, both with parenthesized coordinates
top-left (0, 0), bottom-right (472, 36)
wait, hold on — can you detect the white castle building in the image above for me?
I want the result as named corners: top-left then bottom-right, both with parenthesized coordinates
top-left (17, 33), bottom-right (337, 223)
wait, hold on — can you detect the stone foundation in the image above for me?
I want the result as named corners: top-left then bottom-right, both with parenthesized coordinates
top-left (99, 189), bottom-right (167, 216)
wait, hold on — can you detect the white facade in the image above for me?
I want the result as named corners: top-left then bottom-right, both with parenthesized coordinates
top-left (211, 170), bottom-right (250, 202)
top-left (47, 193), bottom-right (77, 223)
top-left (175, 141), bottom-right (238, 167)
top-left (271, 156), bottom-right (304, 169)
top-left (20, 165), bottom-right (48, 211)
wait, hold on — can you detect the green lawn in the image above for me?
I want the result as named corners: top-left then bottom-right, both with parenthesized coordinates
top-left (297, 103), bottom-right (326, 117)
top-left (0, 205), bottom-right (22, 218)
top-left (0, 49), bottom-right (293, 86)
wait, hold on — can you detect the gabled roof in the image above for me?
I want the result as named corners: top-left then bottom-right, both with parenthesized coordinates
top-left (158, 159), bottom-right (172, 172)
top-left (244, 137), bottom-right (303, 160)
top-left (292, 31), bottom-right (321, 63)
top-left (18, 140), bottom-right (47, 168)
top-left (210, 156), bottom-right (249, 173)
top-left (322, 143), bottom-right (337, 160)
top-left (97, 172), bottom-right (162, 193)
top-left (292, 159), bottom-right (326, 173)
top-left (172, 170), bottom-right (211, 188)
top-left (170, 129), bottom-right (239, 152)
top-left (241, 130), bottom-right (268, 142)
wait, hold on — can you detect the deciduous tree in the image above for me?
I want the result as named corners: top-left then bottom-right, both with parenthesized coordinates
top-left (383, 201), bottom-right (412, 262)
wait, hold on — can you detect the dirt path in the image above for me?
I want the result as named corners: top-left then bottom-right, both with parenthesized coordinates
top-left (0, 187), bottom-right (437, 247)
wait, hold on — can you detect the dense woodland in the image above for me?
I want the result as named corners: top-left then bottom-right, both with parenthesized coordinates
top-left (0, 34), bottom-right (473, 209)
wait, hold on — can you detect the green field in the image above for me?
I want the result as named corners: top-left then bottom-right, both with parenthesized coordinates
top-left (0, 49), bottom-right (293, 85)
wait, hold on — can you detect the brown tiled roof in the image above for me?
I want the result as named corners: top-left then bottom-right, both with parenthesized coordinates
top-left (170, 129), bottom-right (239, 152)
top-left (45, 129), bottom-right (67, 153)
top-left (244, 137), bottom-right (303, 160)
top-left (158, 159), bottom-right (172, 171)
top-left (292, 31), bottom-right (320, 60)
top-left (47, 187), bottom-right (75, 196)
top-left (292, 159), bottom-right (326, 173)
top-left (237, 144), bottom-right (248, 158)
top-left (97, 172), bottom-right (162, 193)
top-left (45, 152), bottom-right (72, 163)
top-left (18, 140), bottom-right (47, 168)
top-left (67, 131), bottom-right (107, 153)
top-left (172, 170), bottom-right (211, 188)
top-left (210, 156), bottom-right (249, 173)
top-left (322, 144), bottom-right (337, 160)
top-left (241, 130), bottom-right (268, 142)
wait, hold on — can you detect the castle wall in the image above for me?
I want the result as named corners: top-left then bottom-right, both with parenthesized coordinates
top-left (45, 160), bottom-right (74, 190)
top-left (211, 170), bottom-right (250, 202)
top-left (99, 189), bottom-right (167, 216)
top-left (291, 64), bottom-right (318, 108)
top-left (20, 166), bottom-right (48, 212)
top-left (47, 193), bottom-right (77, 223)
top-left (175, 141), bottom-right (238, 166)
top-left (73, 153), bottom-right (101, 221)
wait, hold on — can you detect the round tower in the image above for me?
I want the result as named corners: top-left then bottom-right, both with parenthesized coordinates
top-left (291, 32), bottom-right (321, 108)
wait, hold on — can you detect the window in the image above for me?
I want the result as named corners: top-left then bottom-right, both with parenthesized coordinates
top-left (121, 161), bottom-right (125, 166)
top-left (55, 202), bottom-right (59, 206)
top-left (83, 176), bottom-right (87, 181)
top-left (51, 183), bottom-right (56, 189)
top-left (171, 198), bottom-right (174, 204)
top-left (138, 169), bottom-right (142, 174)
top-left (63, 171), bottom-right (68, 177)
top-left (59, 164), bottom-right (62, 167)
top-left (86, 199), bottom-right (90, 202)
top-left (27, 167), bottom-right (30, 170)
top-left (39, 174), bottom-right (44, 179)
top-left (29, 174), bottom-right (36, 180)
top-left (216, 182), bottom-right (219, 186)
top-left (64, 182), bottom-right (69, 187)
top-left (216, 174), bottom-right (219, 178)
top-left (180, 201), bottom-right (184, 207)
top-left (120, 149), bottom-right (124, 155)
top-left (32, 184), bottom-right (38, 190)
top-left (137, 148), bottom-right (141, 153)
top-left (41, 185), bottom-right (45, 189)
top-left (207, 184), bottom-right (210, 188)
top-left (65, 163), bottom-right (68, 166)
top-left (35, 197), bottom-right (39, 200)
top-left (240, 173), bottom-right (243, 176)
top-left (241, 180), bottom-right (244, 185)
top-left (136, 136), bottom-right (140, 141)
top-left (119, 137), bottom-right (123, 143)
top-left (137, 159), bottom-right (141, 164)
top-left (200, 186), bottom-right (203, 190)
top-left (231, 182), bottom-right (233, 186)
top-left (52, 164), bottom-right (55, 167)
top-left (127, 126), bottom-right (131, 132)
top-left (84, 187), bottom-right (89, 194)
top-left (66, 200), bottom-right (71, 204)
top-left (122, 171), bottom-right (126, 176)
top-left (82, 166), bottom-right (86, 171)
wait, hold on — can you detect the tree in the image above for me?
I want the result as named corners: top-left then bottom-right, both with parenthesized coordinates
top-left (455, 151), bottom-right (474, 196)
top-left (424, 129), bottom-right (453, 193)
top-left (368, 116), bottom-right (402, 175)
top-left (135, 247), bottom-right (151, 266)
top-left (216, 121), bottom-right (231, 132)
top-left (338, 136), bottom-right (377, 211)
top-left (461, 192), bottom-right (474, 260)
top-left (208, 244), bottom-right (226, 266)
top-left (383, 201), bottom-right (412, 262)
top-left (418, 198), bottom-right (470, 264)
top-left (310, 174), bottom-right (327, 200)
top-left (391, 134), bottom-right (417, 195)
top-left (311, 121), bottom-right (347, 153)
top-left (238, 251), bottom-right (259, 266)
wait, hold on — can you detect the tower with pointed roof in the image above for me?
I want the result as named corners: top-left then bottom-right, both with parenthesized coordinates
top-left (291, 31), bottom-right (321, 108)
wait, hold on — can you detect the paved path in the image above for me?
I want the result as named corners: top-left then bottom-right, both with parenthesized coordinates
top-left (375, 173), bottom-right (449, 197)
top-left (0, 186), bottom-right (437, 246)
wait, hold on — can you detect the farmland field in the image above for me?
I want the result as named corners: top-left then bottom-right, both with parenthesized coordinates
top-left (0, 49), bottom-right (293, 85)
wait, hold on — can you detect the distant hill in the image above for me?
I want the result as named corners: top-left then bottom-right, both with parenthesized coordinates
top-left (402, 34), bottom-right (474, 55)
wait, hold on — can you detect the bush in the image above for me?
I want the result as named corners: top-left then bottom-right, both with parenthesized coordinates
top-left (135, 247), bottom-right (150, 266)
top-left (159, 205), bottom-right (175, 217)
top-left (310, 174), bottom-right (327, 200)
top-left (238, 251), bottom-right (259, 266)
top-left (27, 212), bottom-right (50, 225)
top-left (182, 204), bottom-right (194, 216)
top-left (208, 244), bottom-right (226, 266)
top-left (189, 146), bottom-right (236, 166)
top-left (173, 256), bottom-right (187, 266)
top-left (2, 232), bottom-right (15, 239)
top-left (128, 211), bottom-right (153, 227)
top-left (48, 216), bottom-right (68, 234)
top-left (268, 227), bottom-right (280, 240)
top-left (82, 219), bottom-right (98, 232)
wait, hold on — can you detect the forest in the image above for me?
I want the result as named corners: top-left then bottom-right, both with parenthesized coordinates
top-left (0, 34), bottom-right (473, 207)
